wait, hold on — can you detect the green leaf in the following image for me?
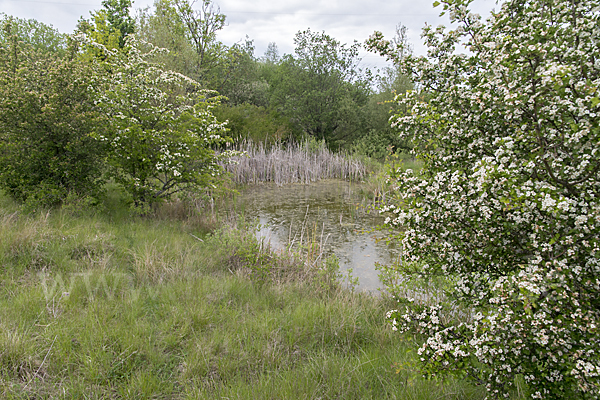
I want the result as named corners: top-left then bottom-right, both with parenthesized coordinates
top-left (433, 1), bottom-right (441, 7)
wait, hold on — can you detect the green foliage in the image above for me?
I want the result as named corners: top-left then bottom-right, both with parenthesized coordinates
top-left (137, 8), bottom-right (412, 154)
top-left (269, 29), bottom-right (372, 149)
top-left (0, 25), bottom-right (108, 209)
top-left (376, 65), bottom-right (413, 95)
top-left (315, 254), bottom-right (344, 294)
top-left (136, 0), bottom-right (233, 90)
top-left (216, 38), bottom-right (270, 106)
top-left (136, 0), bottom-right (195, 74)
top-left (351, 129), bottom-right (398, 161)
top-left (77, 0), bottom-right (134, 52)
top-left (352, 23), bottom-right (414, 160)
top-left (262, 41), bottom-right (280, 64)
top-left (171, 0), bottom-right (225, 74)
top-left (90, 36), bottom-right (234, 208)
top-left (350, 91), bottom-right (413, 160)
top-left (100, 0), bottom-right (135, 47)
top-left (137, 0), bottom-right (264, 96)
top-left (213, 103), bottom-right (293, 145)
top-left (370, 0), bottom-right (600, 397)
top-left (0, 13), bottom-right (67, 55)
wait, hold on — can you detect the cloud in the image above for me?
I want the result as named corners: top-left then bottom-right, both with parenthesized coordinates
top-left (1, 0), bottom-right (500, 71)
top-left (215, 0), bottom-right (448, 70)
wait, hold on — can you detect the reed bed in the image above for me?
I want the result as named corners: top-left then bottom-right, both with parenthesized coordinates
top-left (220, 140), bottom-right (367, 185)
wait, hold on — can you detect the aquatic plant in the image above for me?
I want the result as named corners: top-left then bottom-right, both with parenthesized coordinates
top-left (220, 139), bottom-right (367, 185)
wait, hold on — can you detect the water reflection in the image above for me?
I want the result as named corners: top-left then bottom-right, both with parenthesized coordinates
top-left (236, 180), bottom-right (398, 292)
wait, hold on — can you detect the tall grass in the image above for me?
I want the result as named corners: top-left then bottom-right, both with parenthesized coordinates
top-left (0, 189), bottom-right (495, 399)
top-left (221, 140), bottom-right (368, 185)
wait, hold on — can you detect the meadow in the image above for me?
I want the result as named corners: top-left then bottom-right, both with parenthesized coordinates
top-left (0, 185), bottom-right (486, 399)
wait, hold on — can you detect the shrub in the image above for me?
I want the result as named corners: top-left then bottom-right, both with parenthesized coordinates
top-left (87, 35), bottom-right (236, 208)
top-left (0, 26), bottom-right (108, 209)
top-left (368, 0), bottom-right (600, 398)
top-left (212, 103), bottom-right (293, 146)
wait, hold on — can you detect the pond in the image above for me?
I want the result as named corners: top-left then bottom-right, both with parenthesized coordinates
top-left (235, 179), bottom-right (399, 292)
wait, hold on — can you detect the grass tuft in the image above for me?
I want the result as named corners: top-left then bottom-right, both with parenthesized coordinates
top-left (0, 189), bottom-right (490, 399)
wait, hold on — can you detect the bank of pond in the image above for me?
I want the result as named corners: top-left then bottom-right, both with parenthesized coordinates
top-left (236, 179), bottom-right (395, 292)
top-left (0, 182), bottom-right (497, 399)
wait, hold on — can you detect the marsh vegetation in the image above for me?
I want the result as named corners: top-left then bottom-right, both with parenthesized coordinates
top-left (2, 0), bottom-right (598, 396)
top-left (221, 139), bottom-right (368, 185)
top-left (0, 190), bottom-right (485, 399)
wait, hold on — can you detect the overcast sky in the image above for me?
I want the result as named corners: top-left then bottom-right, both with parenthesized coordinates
top-left (1, 0), bottom-right (501, 72)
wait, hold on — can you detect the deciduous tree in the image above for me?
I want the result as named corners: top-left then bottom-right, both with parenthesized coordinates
top-left (0, 13), bottom-right (67, 55)
top-left (0, 22), bottom-right (108, 208)
top-left (77, 0), bottom-right (134, 52)
top-left (91, 36), bottom-right (234, 208)
top-left (270, 29), bottom-right (371, 149)
top-left (369, 0), bottom-right (600, 397)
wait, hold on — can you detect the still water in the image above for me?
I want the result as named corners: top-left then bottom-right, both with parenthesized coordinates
top-left (236, 180), bottom-right (399, 292)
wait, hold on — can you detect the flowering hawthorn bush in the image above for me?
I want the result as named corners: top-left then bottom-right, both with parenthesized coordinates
top-left (368, 0), bottom-right (600, 398)
top-left (88, 35), bottom-right (235, 207)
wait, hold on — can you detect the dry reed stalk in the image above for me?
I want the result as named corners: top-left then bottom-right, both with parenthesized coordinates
top-left (218, 140), bottom-right (367, 185)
